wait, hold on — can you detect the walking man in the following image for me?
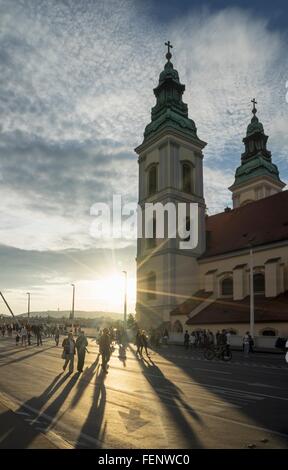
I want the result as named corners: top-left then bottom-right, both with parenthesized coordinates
top-left (54, 327), bottom-right (60, 346)
top-left (99, 328), bottom-right (111, 373)
top-left (62, 332), bottom-right (76, 374)
top-left (76, 330), bottom-right (88, 372)
top-left (140, 330), bottom-right (150, 358)
top-left (36, 325), bottom-right (42, 346)
top-left (135, 329), bottom-right (142, 356)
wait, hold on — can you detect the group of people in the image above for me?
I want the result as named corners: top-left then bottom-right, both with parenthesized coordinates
top-left (62, 331), bottom-right (89, 374)
top-left (12, 324), bottom-right (61, 347)
top-left (61, 327), bottom-right (129, 375)
top-left (183, 328), bottom-right (255, 358)
top-left (183, 329), bottom-right (230, 349)
top-left (135, 329), bottom-right (150, 358)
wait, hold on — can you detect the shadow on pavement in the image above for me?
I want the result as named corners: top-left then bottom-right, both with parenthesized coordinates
top-left (75, 364), bottom-right (107, 449)
top-left (149, 345), bottom-right (288, 445)
top-left (70, 354), bottom-right (100, 408)
top-left (4, 371), bottom-right (79, 448)
top-left (130, 346), bottom-right (204, 448)
top-left (0, 345), bottom-right (56, 368)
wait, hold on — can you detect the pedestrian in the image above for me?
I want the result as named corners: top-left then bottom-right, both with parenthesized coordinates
top-left (20, 325), bottom-right (27, 347)
top-left (76, 330), bottom-right (88, 373)
top-left (54, 327), bottom-right (60, 346)
top-left (62, 332), bottom-right (76, 373)
top-left (99, 328), bottom-right (111, 373)
top-left (140, 330), bottom-right (150, 357)
top-left (190, 332), bottom-right (196, 349)
top-left (184, 330), bottom-right (190, 350)
top-left (225, 330), bottom-right (231, 353)
top-left (15, 333), bottom-right (20, 346)
top-left (243, 332), bottom-right (250, 358)
top-left (27, 330), bottom-right (32, 346)
top-left (135, 329), bottom-right (142, 356)
top-left (36, 325), bottom-right (42, 346)
top-left (248, 333), bottom-right (254, 353)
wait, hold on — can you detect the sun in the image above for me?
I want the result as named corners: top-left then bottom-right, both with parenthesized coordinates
top-left (75, 275), bottom-right (136, 313)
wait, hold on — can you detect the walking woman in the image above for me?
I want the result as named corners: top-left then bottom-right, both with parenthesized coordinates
top-left (62, 332), bottom-right (76, 374)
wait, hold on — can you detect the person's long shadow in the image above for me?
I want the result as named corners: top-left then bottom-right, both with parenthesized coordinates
top-left (70, 354), bottom-right (100, 408)
top-left (0, 345), bottom-right (55, 368)
top-left (9, 371), bottom-right (79, 448)
top-left (75, 365), bottom-right (107, 448)
top-left (133, 349), bottom-right (204, 448)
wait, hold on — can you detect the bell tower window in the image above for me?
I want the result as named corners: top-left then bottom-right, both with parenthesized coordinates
top-left (182, 163), bottom-right (193, 194)
top-left (148, 165), bottom-right (157, 196)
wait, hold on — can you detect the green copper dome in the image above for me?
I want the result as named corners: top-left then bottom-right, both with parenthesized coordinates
top-left (231, 100), bottom-right (284, 189)
top-left (159, 60), bottom-right (180, 84)
top-left (246, 115), bottom-right (264, 137)
top-left (143, 43), bottom-right (201, 143)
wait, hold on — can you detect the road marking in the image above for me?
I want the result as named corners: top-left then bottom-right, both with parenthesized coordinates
top-left (249, 383), bottom-right (280, 389)
top-left (201, 382), bottom-right (288, 402)
top-left (0, 428), bottom-right (14, 443)
top-left (194, 368), bottom-right (231, 375)
top-left (118, 409), bottom-right (149, 433)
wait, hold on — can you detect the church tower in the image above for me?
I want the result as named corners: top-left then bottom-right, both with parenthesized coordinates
top-left (229, 100), bottom-right (285, 208)
top-left (135, 43), bottom-right (207, 329)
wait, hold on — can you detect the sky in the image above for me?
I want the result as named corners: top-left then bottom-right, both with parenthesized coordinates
top-left (0, 0), bottom-right (287, 315)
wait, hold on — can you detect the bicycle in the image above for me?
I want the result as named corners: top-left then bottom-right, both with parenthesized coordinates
top-left (204, 344), bottom-right (232, 361)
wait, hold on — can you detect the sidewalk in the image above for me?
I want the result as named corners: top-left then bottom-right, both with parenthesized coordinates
top-left (0, 401), bottom-right (58, 449)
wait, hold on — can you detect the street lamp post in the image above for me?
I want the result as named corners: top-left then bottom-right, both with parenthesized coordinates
top-left (249, 247), bottom-right (254, 338)
top-left (122, 271), bottom-right (127, 330)
top-left (71, 284), bottom-right (75, 332)
top-left (26, 292), bottom-right (31, 320)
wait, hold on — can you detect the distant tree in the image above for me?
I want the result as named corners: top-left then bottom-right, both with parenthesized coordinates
top-left (127, 313), bottom-right (136, 330)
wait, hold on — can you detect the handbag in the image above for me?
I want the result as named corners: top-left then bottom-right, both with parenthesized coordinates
top-left (61, 350), bottom-right (66, 359)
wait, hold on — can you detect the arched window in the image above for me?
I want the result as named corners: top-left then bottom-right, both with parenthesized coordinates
top-left (172, 320), bottom-right (183, 333)
top-left (182, 163), bottom-right (193, 194)
top-left (147, 216), bottom-right (156, 248)
top-left (147, 272), bottom-right (156, 300)
top-left (221, 277), bottom-right (233, 296)
top-left (148, 165), bottom-right (157, 196)
top-left (254, 272), bottom-right (265, 294)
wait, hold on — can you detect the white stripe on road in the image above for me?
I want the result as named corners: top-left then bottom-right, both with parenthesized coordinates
top-left (194, 368), bottom-right (231, 375)
top-left (0, 428), bottom-right (14, 443)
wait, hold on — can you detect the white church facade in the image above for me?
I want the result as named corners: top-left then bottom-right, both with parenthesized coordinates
top-left (135, 44), bottom-right (288, 339)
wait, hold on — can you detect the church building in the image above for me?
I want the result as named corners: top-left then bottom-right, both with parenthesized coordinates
top-left (135, 44), bottom-right (288, 340)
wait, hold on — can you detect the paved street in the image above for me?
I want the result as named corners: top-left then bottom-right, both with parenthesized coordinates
top-left (0, 336), bottom-right (287, 449)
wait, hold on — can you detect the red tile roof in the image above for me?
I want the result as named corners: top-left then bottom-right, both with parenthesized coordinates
top-left (201, 191), bottom-right (288, 258)
top-left (186, 291), bottom-right (288, 325)
top-left (171, 290), bottom-right (213, 316)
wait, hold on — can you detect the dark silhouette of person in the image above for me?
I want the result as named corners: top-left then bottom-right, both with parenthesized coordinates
top-left (98, 328), bottom-right (111, 373)
top-left (184, 330), bottom-right (190, 350)
top-left (76, 330), bottom-right (88, 373)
